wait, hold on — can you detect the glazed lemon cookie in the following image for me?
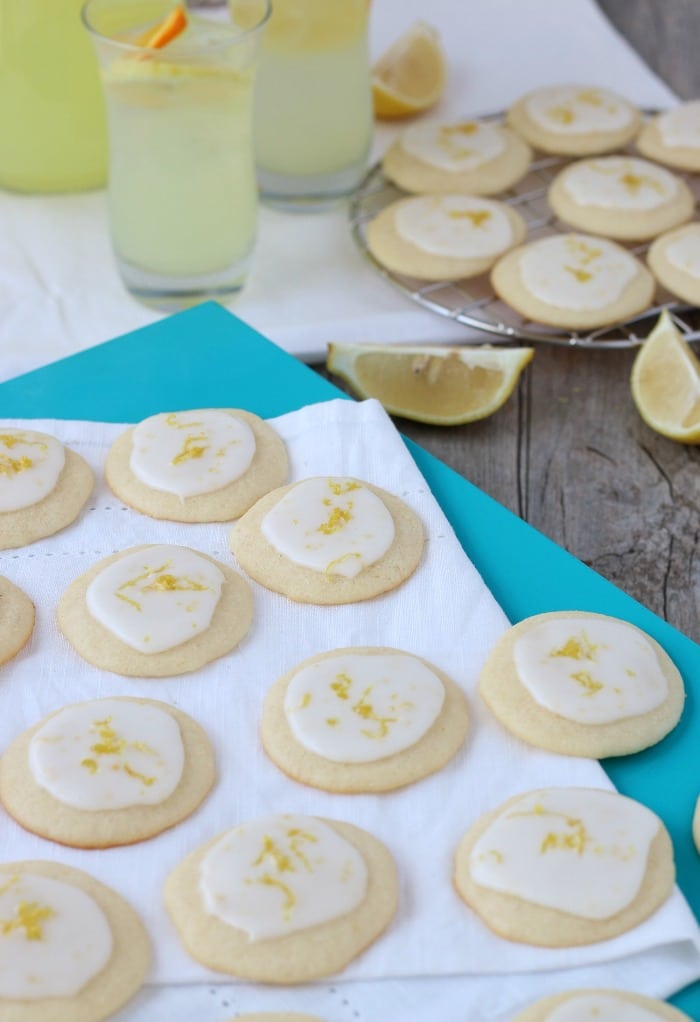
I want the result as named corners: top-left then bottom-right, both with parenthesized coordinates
top-left (637, 100), bottom-right (700, 172)
top-left (0, 859), bottom-right (149, 1022)
top-left (0, 576), bottom-right (34, 667)
top-left (382, 118), bottom-right (532, 195)
top-left (548, 156), bottom-right (694, 242)
top-left (229, 476), bottom-right (424, 605)
top-left (512, 988), bottom-right (692, 1022)
top-left (648, 223), bottom-right (700, 305)
top-left (454, 786), bottom-right (675, 947)
top-left (0, 697), bottom-right (215, 848)
top-left (478, 611), bottom-right (685, 758)
top-left (366, 194), bottom-right (527, 281)
top-left (57, 543), bottom-right (253, 677)
top-left (262, 647), bottom-right (469, 792)
top-left (165, 813), bottom-right (398, 983)
top-left (0, 428), bottom-right (93, 550)
top-left (491, 233), bottom-right (655, 330)
top-left (105, 408), bottom-right (288, 523)
top-left (506, 84), bottom-right (641, 155)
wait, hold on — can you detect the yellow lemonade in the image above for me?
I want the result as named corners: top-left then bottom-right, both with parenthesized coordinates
top-left (85, 4), bottom-right (268, 307)
top-left (0, 0), bottom-right (107, 192)
top-left (246, 0), bottom-right (373, 203)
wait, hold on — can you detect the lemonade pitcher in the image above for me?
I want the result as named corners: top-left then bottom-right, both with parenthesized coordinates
top-left (0, 0), bottom-right (107, 192)
top-left (83, 0), bottom-right (270, 310)
top-left (246, 0), bottom-right (373, 208)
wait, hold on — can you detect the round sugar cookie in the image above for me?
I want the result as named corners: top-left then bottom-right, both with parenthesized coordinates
top-left (164, 814), bottom-right (398, 983)
top-left (548, 156), bottom-right (694, 242)
top-left (0, 859), bottom-right (149, 1022)
top-left (262, 647), bottom-right (469, 792)
top-left (57, 543), bottom-right (253, 677)
top-left (0, 576), bottom-right (34, 667)
top-left (366, 194), bottom-right (527, 281)
top-left (506, 84), bottom-right (641, 155)
top-left (382, 118), bottom-right (532, 195)
top-left (478, 611), bottom-right (685, 758)
top-left (637, 100), bottom-right (700, 172)
top-left (0, 429), bottom-right (93, 550)
top-left (0, 697), bottom-right (216, 848)
top-left (647, 222), bottom-right (700, 305)
top-left (454, 786), bottom-right (675, 947)
top-left (105, 408), bottom-right (288, 523)
top-left (491, 233), bottom-right (655, 330)
top-left (229, 476), bottom-right (424, 605)
top-left (512, 988), bottom-right (692, 1022)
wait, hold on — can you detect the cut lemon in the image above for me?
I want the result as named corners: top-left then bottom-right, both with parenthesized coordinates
top-left (631, 309), bottom-right (700, 443)
top-left (137, 5), bottom-right (188, 49)
top-left (372, 21), bottom-right (447, 119)
top-left (326, 343), bottom-right (534, 425)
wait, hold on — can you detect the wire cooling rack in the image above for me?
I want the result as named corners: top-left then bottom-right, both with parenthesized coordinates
top-left (349, 126), bottom-right (700, 350)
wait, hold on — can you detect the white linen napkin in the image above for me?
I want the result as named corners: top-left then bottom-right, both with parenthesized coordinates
top-left (0, 0), bottom-right (680, 383)
top-left (0, 398), bottom-right (699, 1021)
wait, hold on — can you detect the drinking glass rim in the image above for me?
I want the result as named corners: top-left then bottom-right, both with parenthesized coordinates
top-left (81, 0), bottom-right (272, 53)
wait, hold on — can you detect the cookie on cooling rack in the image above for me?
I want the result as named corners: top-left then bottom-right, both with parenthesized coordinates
top-left (512, 989), bottom-right (692, 1022)
top-left (637, 99), bottom-right (700, 172)
top-left (648, 222), bottom-right (700, 306)
top-left (366, 194), bottom-right (527, 281)
top-left (478, 610), bottom-right (685, 758)
top-left (382, 118), bottom-right (532, 196)
top-left (506, 84), bottom-right (641, 155)
top-left (454, 786), bottom-right (675, 947)
top-left (548, 155), bottom-right (694, 242)
top-left (491, 232), bottom-right (655, 330)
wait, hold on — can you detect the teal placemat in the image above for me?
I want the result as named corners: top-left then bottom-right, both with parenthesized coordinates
top-left (1, 303), bottom-right (698, 1013)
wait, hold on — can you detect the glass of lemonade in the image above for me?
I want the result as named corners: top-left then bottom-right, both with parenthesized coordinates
top-left (82, 0), bottom-right (270, 310)
top-left (242, 0), bottom-right (373, 209)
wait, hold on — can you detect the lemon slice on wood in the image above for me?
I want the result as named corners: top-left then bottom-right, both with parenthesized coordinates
top-left (631, 309), bottom-right (700, 443)
top-left (326, 343), bottom-right (534, 425)
top-left (372, 22), bottom-right (447, 119)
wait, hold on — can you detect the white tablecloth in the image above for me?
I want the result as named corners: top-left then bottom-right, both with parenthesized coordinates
top-left (0, 0), bottom-right (678, 383)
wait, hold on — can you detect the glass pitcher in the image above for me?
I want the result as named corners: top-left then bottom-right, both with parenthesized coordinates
top-left (0, 0), bottom-right (107, 192)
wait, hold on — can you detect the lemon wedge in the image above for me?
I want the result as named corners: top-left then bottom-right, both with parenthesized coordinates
top-left (326, 343), bottom-right (534, 425)
top-left (631, 309), bottom-right (700, 443)
top-left (372, 21), bottom-right (447, 119)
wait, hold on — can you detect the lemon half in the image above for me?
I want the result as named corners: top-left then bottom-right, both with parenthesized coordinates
top-left (372, 21), bottom-right (447, 119)
top-left (327, 343), bottom-right (534, 425)
top-left (631, 309), bottom-right (700, 443)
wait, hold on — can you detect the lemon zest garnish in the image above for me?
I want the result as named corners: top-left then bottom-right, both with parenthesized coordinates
top-left (549, 631), bottom-right (599, 661)
top-left (564, 265), bottom-right (593, 283)
top-left (548, 105), bottom-right (575, 124)
top-left (318, 506), bottom-right (353, 535)
top-left (123, 763), bottom-right (156, 786)
top-left (570, 670), bottom-right (604, 696)
top-left (330, 672), bottom-right (353, 700)
top-left (1, 902), bottom-right (54, 941)
top-left (0, 455), bottom-right (33, 477)
top-left (171, 433), bottom-right (209, 465)
top-left (327, 479), bottom-right (361, 496)
top-left (325, 552), bottom-right (363, 575)
top-left (81, 758), bottom-right (98, 774)
top-left (164, 414), bottom-right (204, 429)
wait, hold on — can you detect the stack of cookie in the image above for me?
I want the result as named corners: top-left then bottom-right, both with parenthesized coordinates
top-left (369, 86), bottom-right (700, 333)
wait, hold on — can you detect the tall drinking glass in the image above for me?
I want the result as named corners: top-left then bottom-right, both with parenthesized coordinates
top-left (246, 0), bottom-right (373, 209)
top-left (83, 0), bottom-right (270, 310)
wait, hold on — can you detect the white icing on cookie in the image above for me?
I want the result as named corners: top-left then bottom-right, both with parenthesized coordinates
top-left (470, 788), bottom-right (659, 919)
top-left (519, 235), bottom-right (638, 310)
top-left (86, 544), bottom-right (224, 653)
top-left (524, 85), bottom-right (634, 134)
top-left (513, 617), bottom-right (668, 724)
top-left (130, 409), bottom-right (256, 499)
top-left (657, 100), bottom-right (700, 149)
top-left (545, 994), bottom-right (665, 1021)
top-left (0, 431), bottom-right (65, 513)
top-left (561, 157), bottom-right (678, 211)
top-left (261, 478), bottom-right (395, 579)
top-left (29, 699), bottom-right (185, 810)
top-left (0, 872), bottom-right (112, 999)
top-left (400, 120), bottom-right (506, 172)
top-left (394, 195), bottom-right (515, 259)
top-left (284, 651), bottom-right (445, 762)
top-left (666, 227), bottom-right (700, 278)
top-left (199, 814), bottom-right (367, 940)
